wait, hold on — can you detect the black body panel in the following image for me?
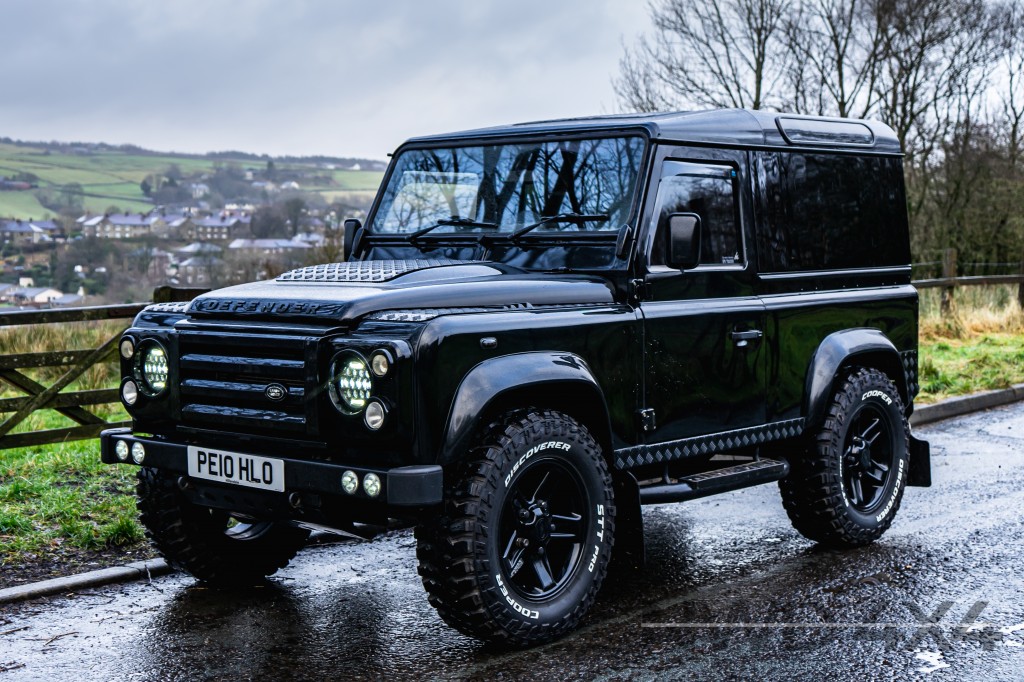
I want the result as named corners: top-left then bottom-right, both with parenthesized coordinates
top-left (109, 108), bottom-right (929, 531)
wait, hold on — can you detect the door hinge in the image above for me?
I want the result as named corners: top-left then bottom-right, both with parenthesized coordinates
top-left (638, 408), bottom-right (657, 432)
top-left (630, 278), bottom-right (649, 301)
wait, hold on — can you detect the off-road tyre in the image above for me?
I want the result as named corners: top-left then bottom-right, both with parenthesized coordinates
top-left (416, 410), bottom-right (615, 647)
top-left (136, 467), bottom-right (310, 586)
top-left (780, 367), bottom-right (910, 547)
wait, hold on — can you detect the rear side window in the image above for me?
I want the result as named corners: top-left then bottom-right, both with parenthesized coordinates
top-left (754, 152), bottom-right (909, 272)
top-left (651, 160), bottom-right (742, 266)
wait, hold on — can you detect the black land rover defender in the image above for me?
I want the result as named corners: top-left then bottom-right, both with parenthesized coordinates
top-left (102, 109), bottom-right (930, 646)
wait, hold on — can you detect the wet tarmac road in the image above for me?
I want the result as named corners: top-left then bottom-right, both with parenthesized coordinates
top-left (3, 404), bottom-right (1024, 681)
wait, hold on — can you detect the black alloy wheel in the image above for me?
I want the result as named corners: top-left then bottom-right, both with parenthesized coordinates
top-left (499, 459), bottom-right (588, 600)
top-left (841, 403), bottom-right (897, 513)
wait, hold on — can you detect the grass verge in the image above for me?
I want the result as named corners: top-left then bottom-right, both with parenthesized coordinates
top-left (917, 285), bottom-right (1024, 403)
top-left (0, 435), bottom-right (146, 583)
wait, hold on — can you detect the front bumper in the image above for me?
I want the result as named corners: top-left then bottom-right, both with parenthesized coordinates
top-left (99, 428), bottom-right (443, 507)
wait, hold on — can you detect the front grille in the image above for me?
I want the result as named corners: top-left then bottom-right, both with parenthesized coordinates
top-left (177, 331), bottom-right (314, 435)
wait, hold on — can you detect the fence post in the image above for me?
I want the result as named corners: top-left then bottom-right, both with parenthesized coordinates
top-left (1019, 257), bottom-right (1024, 310)
top-left (941, 248), bottom-right (957, 315)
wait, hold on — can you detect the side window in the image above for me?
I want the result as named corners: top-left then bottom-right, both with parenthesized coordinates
top-left (650, 160), bottom-right (742, 267)
top-left (755, 151), bottom-right (910, 271)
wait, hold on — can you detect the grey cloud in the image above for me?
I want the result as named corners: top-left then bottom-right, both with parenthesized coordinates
top-left (0, 1), bottom-right (649, 158)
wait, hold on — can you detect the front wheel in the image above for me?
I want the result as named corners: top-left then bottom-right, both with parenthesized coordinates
top-left (780, 368), bottom-right (910, 547)
top-left (136, 468), bottom-right (310, 586)
top-left (416, 410), bottom-right (615, 647)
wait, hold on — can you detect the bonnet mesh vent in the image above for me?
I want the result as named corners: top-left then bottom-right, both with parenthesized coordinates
top-left (277, 259), bottom-right (474, 283)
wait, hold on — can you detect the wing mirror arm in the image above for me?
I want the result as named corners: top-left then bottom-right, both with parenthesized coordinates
top-left (343, 218), bottom-right (364, 260)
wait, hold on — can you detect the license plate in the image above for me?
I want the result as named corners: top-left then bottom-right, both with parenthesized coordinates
top-left (187, 446), bottom-right (285, 492)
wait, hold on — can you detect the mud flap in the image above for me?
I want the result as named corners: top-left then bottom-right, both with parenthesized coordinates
top-left (610, 471), bottom-right (645, 572)
top-left (907, 431), bottom-right (931, 487)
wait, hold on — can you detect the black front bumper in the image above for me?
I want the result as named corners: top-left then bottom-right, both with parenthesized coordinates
top-left (99, 428), bottom-right (443, 507)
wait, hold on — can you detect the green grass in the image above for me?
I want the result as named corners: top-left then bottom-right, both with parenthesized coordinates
top-left (0, 191), bottom-right (53, 220)
top-left (918, 334), bottom-right (1024, 403)
top-left (0, 431), bottom-right (144, 565)
top-left (915, 284), bottom-right (1024, 403)
top-left (1, 141), bottom-right (385, 222)
top-left (0, 319), bottom-right (140, 569)
top-left (330, 169), bottom-right (384, 191)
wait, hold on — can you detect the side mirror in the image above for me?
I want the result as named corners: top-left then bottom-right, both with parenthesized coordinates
top-left (666, 213), bottom-right (701, 270)
top-left (343, 219), bottom-right (362, 261)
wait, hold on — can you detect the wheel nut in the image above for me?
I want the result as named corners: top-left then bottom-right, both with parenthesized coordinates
top-left (517, 538), bottom-right (529, 548)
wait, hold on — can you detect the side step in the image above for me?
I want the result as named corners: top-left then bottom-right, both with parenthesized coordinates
top-left (639, 458), bottom-right (789, 504)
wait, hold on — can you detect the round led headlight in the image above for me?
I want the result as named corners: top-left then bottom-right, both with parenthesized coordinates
top-left (330, 352), bottom-right (373, 414)
top-left (134, 340), bottom-right (169, 397)
top-left (115, 440), bottom-right (130, 461)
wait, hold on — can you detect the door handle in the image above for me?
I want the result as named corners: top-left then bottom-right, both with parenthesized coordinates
top-left (731, 329), bottom-right (763, 347)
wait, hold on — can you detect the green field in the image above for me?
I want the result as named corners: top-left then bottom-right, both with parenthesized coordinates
top-left (0, 140), bottom-right (385, 220)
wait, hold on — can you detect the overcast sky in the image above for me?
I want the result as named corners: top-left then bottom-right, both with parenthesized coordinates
top-left (0, 1), bottom-right (651, 160)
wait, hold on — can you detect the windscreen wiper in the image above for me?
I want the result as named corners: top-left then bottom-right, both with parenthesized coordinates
top-left (408, 217), bottom-right (499, 246)
top-left (508, 213), bottom-right (610, 246)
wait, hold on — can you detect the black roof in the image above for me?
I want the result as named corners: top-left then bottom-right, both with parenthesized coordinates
top-left (404, 108), bottom-right (902, 154)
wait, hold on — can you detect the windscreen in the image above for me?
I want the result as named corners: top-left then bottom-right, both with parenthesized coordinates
top-left (370, 136), bottom-right (646, 235)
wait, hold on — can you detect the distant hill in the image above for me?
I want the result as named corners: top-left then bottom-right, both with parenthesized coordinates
top-left (0, 137), bottom-right (386, 220)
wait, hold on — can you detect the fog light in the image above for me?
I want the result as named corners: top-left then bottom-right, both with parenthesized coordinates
top-left (363, 473), bottom-right (381, 498)
top-left (341, 470), bottom-right (359, 495)
top-left (370, 351), bottom-right (390, 377)
top-left (364, 400), bottom-right (386, 431)
top-left (131, 442), bottom-right (146, 464)
top-left (122, 380), bottom-right (139, 406)
top-left (115, 440), bottom-right (130, 461)
top-left (120, 338), bottom-right (135, 359)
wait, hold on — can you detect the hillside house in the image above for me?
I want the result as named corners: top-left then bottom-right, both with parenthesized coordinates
top-left (10, 286), bottom-right (63, 306)
top-left (178, 256), bottom-right (224, 286)
top-left (228, 238), bottom-right (311, 257)
top-left (77, 211), bottom-right (191, 239)
top-left (0, 219), bottom-right (56, 245)
top-left (183, 212), bottom-right (251, 241)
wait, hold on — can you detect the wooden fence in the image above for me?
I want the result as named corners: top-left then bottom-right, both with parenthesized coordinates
top-left (0, 262), bottom-right (1017, 451)
top-left (0, 287), bottom-right (204, 451)
top-left (913, 248), bottom-right (1024, 313)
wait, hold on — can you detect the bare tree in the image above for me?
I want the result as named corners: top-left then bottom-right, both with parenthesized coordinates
top-left (1000, 0), bottom-right (1024, 174)
top-left (783, 0), bottom-right (885, 117)
top-left (614, 0), bottom-right (792, 112)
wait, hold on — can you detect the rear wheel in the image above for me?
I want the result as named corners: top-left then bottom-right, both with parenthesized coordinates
top-left (780, 368), bottom-right (909, 547)
top-left (416, 410), bottom-right (614, 646)
top-left (136, 467), bottom-right (309, 586)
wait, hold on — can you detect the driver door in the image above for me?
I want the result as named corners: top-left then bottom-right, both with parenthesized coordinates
top-left (638, 149), bottom-right (766, 444)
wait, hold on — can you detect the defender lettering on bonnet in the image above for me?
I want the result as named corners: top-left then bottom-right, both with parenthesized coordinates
top-left (103, 108), bottom-right (929, 648)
